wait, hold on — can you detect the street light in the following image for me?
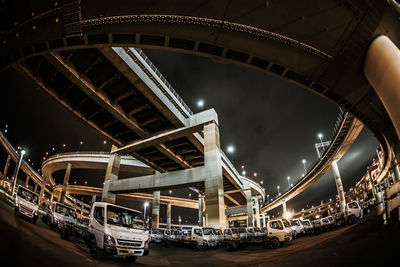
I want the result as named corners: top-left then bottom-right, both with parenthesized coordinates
top-left (267, 194), bottom-right (270, 202)
top-left (302, 159), bottom-right (307, 172)
top-left (197, 99), bottom-right (204, 110)
top-left (318, 133), bottom-right (323, 143)
top-left (227, 145), bottom-right (235, 164)
top-left (144, 202), bottom-right (149, 221)
top-left (242, 170), bottom-right (246, 176)
top-left (277, 185), bottom-right (280, 195)
top-left (12, 149), bottom-right (25, 196)
top-left (169, 190), bottom-right (172, 195)
top-left (287, 176), bottom-right (291, 188)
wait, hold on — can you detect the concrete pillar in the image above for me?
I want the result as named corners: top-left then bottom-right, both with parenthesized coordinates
top-left (198, 195), bottom-right (204, 226)
top-left (152, 191), bottom-right (160, 229)
top-left (91, 195), bottom-right (96, 204)
top-left (39, 180), bottom-right (45, 205)
top-left (50, 193), bottom-right (54, 203)
top-left (80, 206), bottom-right (84, 216)
top-left (60, 163), bottom-right (72, 204)
top-left (331, 160), bottom-right (346, 213)
top-left (102, 145), bottom-right (120, 204)
top-left (254, 197), bottom-right (260, 227)
top-left (2, 155), bottom-right (11, 179)
top-left (203, 122), bottom-right (225, 228)
top-left (262, 213), bottom-right (266, 227)
top-left (245, 189), bottom-right (254, 227)
top-left (73, 199), bottom-right (77, 210)
top-left (25, 175), bottom-right (29, 187)
top-left (282, 200), bottom-right (287, 215)
top-left (34, 183), bottom-right (38, 193)
top-left (166, 202), bottom-right (171, 229)
top-left (364, 35), bottom-right (400, 142)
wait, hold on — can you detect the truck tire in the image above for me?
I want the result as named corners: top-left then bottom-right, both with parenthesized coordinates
top-left (88, 237), bottom-right (103, 260)
top-left (61, 226), bottom-right (70, 240)
top-left (348, 216), bottom-right (357, 225)
top-left (32, 216), bottom-right (37, 224)
top-left (191, 241), bottom-right (200, 250)
top-left (225, 241), bottom-right (238, 251)
top-left (269, 237), bottom-right (280, 249)
top-left (14, 207), bottom-right (19, 215)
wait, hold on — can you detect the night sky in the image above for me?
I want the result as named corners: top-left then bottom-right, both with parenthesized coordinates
top-left (0, 47), bottom-right (378, 223)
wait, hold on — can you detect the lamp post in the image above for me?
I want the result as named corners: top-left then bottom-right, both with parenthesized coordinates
top-left (302, 159), bottom-right (307, 172)
top-left (287, 176), bottom-right (291, 188)
top-left (144, 202), bottom-right (149, 222)
top-left (12, 149), bottom-right (25, 196)
top-left (277, 185), bottom-right (280, 196)
top-left (267, 194), bottom-right (270, 203)
top-left (197, 99), bottom-right (204, 111)
top-left (227, 145), bottom-right (235, 164)
top-left (318, 133), bottom-right (323, 143)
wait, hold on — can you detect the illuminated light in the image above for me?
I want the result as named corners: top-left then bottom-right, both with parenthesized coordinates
top-left (63, 144), bottom-right (66, 147)
top-left (197, 99), bottom-right (204, 108)
top-left (300, 217), bottom-right (303, 220)
top-left (284, 212), bottom-right (292, 219)
top-left (302, 159), bottom-right (306, 164)
top-left (103, 140), bottom-right (107, 144)
top-left (254, 172), bottom-right (258, 177)
top-left (241, 165), bottom-right (245, 169)
top-left (227, 145), bottom-right (235, 154)
top-left (260, 181), bottom-right (264, 185)
top-left (80, 141), bottom-right (83, 145)
top-left (52, 147), bottom-right (55, 151)
top-left (144, 202), bottom-right (149, 207)
top-left (315, 215), bottom-right (320, 219)
top-left (242, 171), bottom-right (246, 175)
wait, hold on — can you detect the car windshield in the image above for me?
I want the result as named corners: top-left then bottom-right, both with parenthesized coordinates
top-left (282, 220), bottom-right (291, 228)
top-left (203, 228), bottom-right (215, 235)
top-left (17, 187), bottom-right (38, 205)
top-left (106, 205), bottom-right (145, 230)
top-left (290, 220), bottom-right (300, 226)
top-left (55, 203), bottom-right (74, 217)
top-left (301, 221), bottom-right (310, 226)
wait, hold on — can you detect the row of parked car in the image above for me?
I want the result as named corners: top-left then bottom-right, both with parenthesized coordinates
top-left (149, 201), bottom-right (364, 251)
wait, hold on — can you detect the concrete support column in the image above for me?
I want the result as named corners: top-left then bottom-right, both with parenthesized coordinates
top-left (203, 122), bottom-right (225, 228)
top-left (166, 202), bottom-right (171, 229)
top-left (365, 35), bottom-right (400, 143)
top-left (331, 160), bottom-right (346, 213)
top-left (254, 197), bottom-right (260, 227)
top-left (34, 183), bottom-right (38, 193)
top-left (60, 163), bottom-right (72, 204)
top-left (25, 175), bottom-right (29, 188)
top-left (2, 155), bottom-right (11, 179)
top-left (245, 189), bottom-right (254, 227)
top-left (102, 145), bottom-right (121, 204)
top-left (152, 191), bottom-right (160, 229)
top-left (282, 200), bottom-right (287, 215)
top-left (92, 195), bottom-right (96, 204)
top-left (262, 213), bottom-right (266, 227)
top-left (39, 180), bottom-right (45, 205)
top-left (73, 199), bottom-right (77, 210)
top-left (50, 193), bottom-right (54, 203)
top-left (198, 195), bottom-right (204, 226)
top-left (80, 206), bottom-right (84, 216)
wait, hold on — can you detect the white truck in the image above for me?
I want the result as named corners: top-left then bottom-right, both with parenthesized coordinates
top-left (87, 202), bottom-right (149, 262)
top-left (14, 185), bottom-right (39, 223)
top-left (346, 201), bottom-right (363, 224)
top-left (265, 219), bottom-right (292, 249)
top-left (42, 201), bottom-right (77, 234)
top-left (300, 219), bottom-right (313, 234)
top-left (190, 227), bottom-right (218, 249)
top-left (289, 219), bottom-right (305, 236)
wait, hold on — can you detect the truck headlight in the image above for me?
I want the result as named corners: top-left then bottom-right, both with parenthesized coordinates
top-left (144, 240), bottom-right (149, 249)
top-left (104, 234), bottom-right (116, 246)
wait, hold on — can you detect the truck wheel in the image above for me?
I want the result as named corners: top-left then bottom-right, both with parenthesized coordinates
top-left (62, 226), bottom-right (70, 240)
top-left (191, 241), bottom-right (200, 250)
top-left (126, 256), bottom-right (137, 262)
top-left (348, 216), bottom-right (356, 225)
top-left (89, 238), bottom-right (103, 259)
top-left (32, 216), bottom-right (37, 224)
top-left (14, 207), bottom-right (18, 215)
top-left (269, 237), bottom-right (280, 249)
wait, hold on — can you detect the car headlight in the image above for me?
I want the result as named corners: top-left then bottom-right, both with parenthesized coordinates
top-left (104, 234), bottom-right (116, 246)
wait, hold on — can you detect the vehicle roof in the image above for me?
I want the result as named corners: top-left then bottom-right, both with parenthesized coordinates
top-left (93, 201), bottom-right (142, 214)
top-left (17, 185), bottom-right (39, 197)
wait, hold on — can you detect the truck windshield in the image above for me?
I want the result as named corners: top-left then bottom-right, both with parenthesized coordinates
top-left (237, 228), bottom-right (246, 233)
top-left (106, 205), bottom-right (145, 230)
top-left (215, 229), bottom-right (222, 235)
top-left (290, 220), bottom-right (300, 226)
top-left (232, 229), bottom-right (239, 234)
top-left (247, 228), bottom-right (254, 233)
top-left (55, 204), bottom-right (74, 217)
top-left (282, 220), bottom-right (291, 228)
top-left (17, 187), bottom-right (38, 205)
top-left (301, 221), bottom-right (310, 226)
top-left (203, 228), bottom-right (215, 235)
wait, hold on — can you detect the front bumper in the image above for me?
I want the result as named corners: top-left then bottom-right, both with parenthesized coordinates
top-left (105, 245), bottom-right (149, 257)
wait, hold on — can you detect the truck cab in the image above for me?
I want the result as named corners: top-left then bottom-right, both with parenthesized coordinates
top-left (214, 228), bottom-right (224, 245)
top-left (346, 201), bottom-right (363, 224)
top-left (14, 185), bottom-right (39, 222)
top-left (266, 219), bottom-right (292, 248)
top-left (300, 219), bottom-right (313, 234)
top-left (289, 219), bottom-right (305, 236)
top-left (191, 227), bottom-right (218, 249)
top-left (48, 201), bottom-right (77, 230)
top-left (281, 219), bottom-right (294, 236)
top-left (87, 202), bottom-right (149, 262)
top-left (150, 229), bottom-right (164, 244)
top-left (223, 228), bottom-right (240, 241)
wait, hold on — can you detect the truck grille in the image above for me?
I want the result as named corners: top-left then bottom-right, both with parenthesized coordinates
top-left (117, 239), bottom-right (142, 248)
top-left (20, 205), bottom-right (33, 216)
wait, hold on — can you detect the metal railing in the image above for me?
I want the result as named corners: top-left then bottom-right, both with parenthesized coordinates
top-left (131, 47), bottom-right (194, 116)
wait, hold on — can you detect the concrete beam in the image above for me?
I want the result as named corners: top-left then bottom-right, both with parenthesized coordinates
top-left (225, 206), bottom-right (248, 216)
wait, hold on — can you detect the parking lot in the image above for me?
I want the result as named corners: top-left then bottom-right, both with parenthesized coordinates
top-left (1, 198), bottom-right (399, 267)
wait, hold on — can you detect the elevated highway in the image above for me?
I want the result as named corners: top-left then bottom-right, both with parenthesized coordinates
top-left (1, 0), bottom-right (399, 162)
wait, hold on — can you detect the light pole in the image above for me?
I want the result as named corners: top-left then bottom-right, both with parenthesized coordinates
top-left (267, 194), bottom-right (270, 203)
top-left (178, 215), bottom-right (182, 227)
top-left (242, 170), bottom-right (246, 176)
top-left (302, 159), bottom-right (307, 173)
top-left (287, 176), bottom-right (291, 188)
top-left (144, 202), bottom-right (149, 222)
top-left (318, 133), bottom-right (323, 143)
top-left (227, 145), bottom-right (235, 164)
top-left (197, 99), bottom-right (204, 111)
top-left (12, 149), bottom-right (25, 196)
top-left (277, 185), bottom-right (280, 196)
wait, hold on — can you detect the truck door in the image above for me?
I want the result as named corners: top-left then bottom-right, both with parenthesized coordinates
top-left (193, 228), bottom-right (203, 246)
top-left (91, 206), bottom-right (105, 248)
